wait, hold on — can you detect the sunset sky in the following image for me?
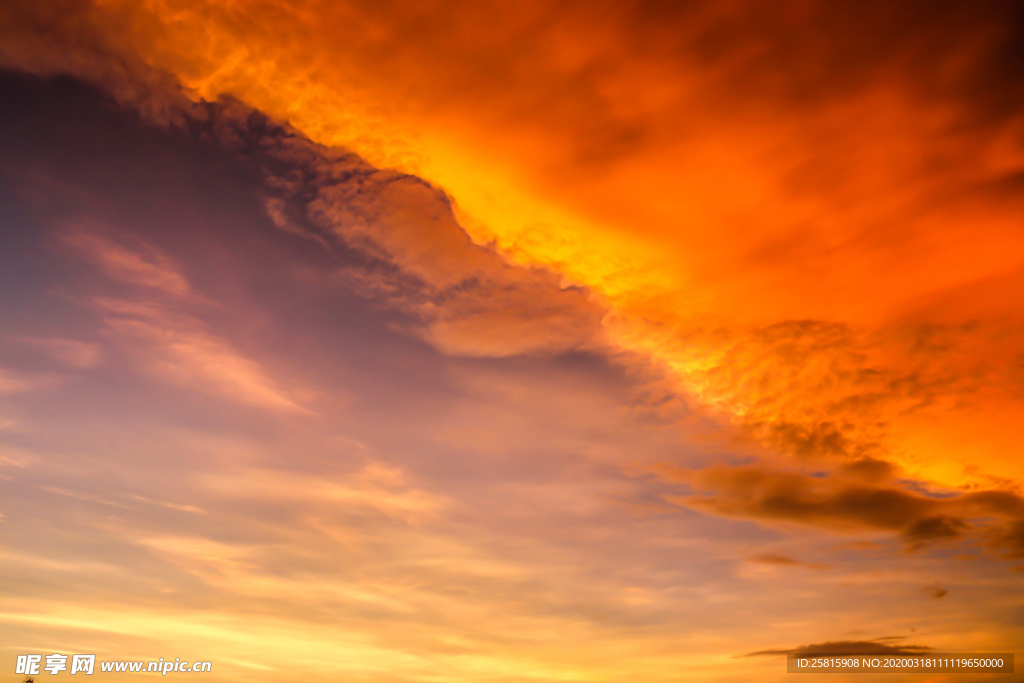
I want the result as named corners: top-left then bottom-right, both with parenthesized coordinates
top-left (1, 1), bottom-right (1023, 681)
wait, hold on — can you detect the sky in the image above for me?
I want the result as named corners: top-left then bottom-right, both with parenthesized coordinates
top-left (1, 1), bottom-right (1023, 682)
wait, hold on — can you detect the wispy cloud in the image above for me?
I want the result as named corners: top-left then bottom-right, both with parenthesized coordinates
top-left (747, 553), bottom-right (831, 571)
top-left (0, 366), bottom-right (58, 394)
top-left (63, 226), bottom-right (190, 296)
top-left (197, 461), bottom-right (446, 524)
top-left (14, 336), bottom-right (102, 369)
top-left (95, 298), bottom-right (315, 415)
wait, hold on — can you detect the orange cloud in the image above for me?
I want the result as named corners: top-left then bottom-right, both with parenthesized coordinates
top-left (4, 0), bottom-right (1021, 497)
top-left (5, 59), bottom-right (1024, 683)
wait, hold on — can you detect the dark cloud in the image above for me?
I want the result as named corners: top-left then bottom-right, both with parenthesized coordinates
top-left (988, 519), bottom-right (1024, 559)
top-left (663, 464), bottom-right (937, 531)
top-left (169, 95), bottom-right (607, 358)
top-left (762, 420), bottom-right (853, 460)
top-left (839, 457), bottom-right (897, 483)
top-left (2, 0), bottom-right (611, 359)
top-left (902, 515), bottom-right (968, 548)
top-left (742, 639), bottom-right (931, 657)
top-left (660, 461), bottom-right (1024, 557)
top-left (217, 103), bottom-right (610, 357)
top-left (0, 40), bottom-right (608, 361)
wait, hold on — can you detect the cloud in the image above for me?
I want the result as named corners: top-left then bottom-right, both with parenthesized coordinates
top-left (5, 57), bottom-right (1024, 683)
top-left (742, 640), bottom-right (931, 657)
top-left (902, 515), bottom-right (968, 549)
top-left (129, 494), bottom-right (207, 515)
top-left (0, 366), bottom-right (58, 394)
top-left (15, 336), bottom-right (102, 369)
top-left (988, 520), bottom-right (1024, 559)
top-left (227, 101), bottom-right (609, 358)
top-left (16, 175), bottom-right (317, 417)
top-left (198, 460), bottom-right (447, 525)
top-left (0, 47), bottom-right (609, 362)
top-left (40, 485), bottom-right (133, 509)
top-left (62, 225), bottom-right (190, 295)
top-left (661, 462), bottom-right (935, 531)
top-left (95, 298), bottom-right (315, 415)
top-left (658, 460), bottom-right (1024, 557)
top-left (5, 0), bottom-right (1024, 518)
top-left (747, 553), bottom-right (831, 571)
